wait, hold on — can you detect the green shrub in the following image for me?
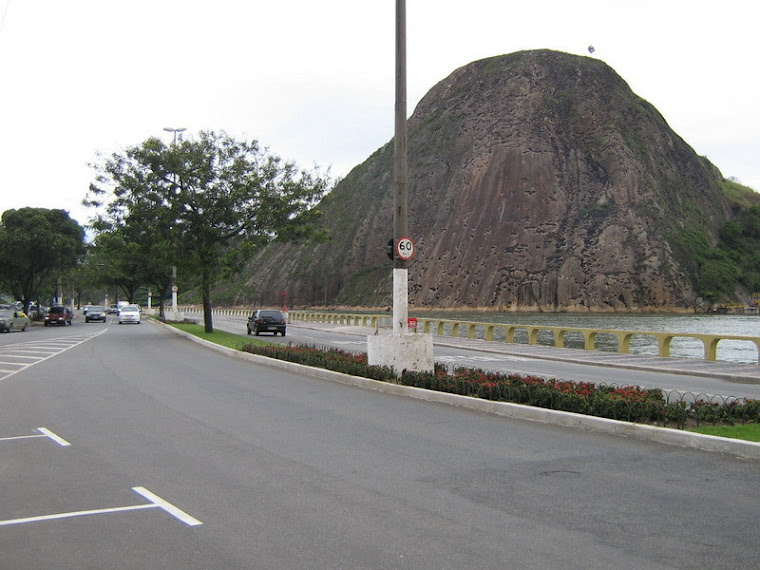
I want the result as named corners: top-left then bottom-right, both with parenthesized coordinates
top-left (241, 343), bottom-right (397, 382)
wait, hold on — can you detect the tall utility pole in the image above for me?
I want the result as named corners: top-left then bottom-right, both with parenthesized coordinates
top-left (393, 0), bottom-right (409, 335)
top-left (366, 0), bottom-right (433, 374)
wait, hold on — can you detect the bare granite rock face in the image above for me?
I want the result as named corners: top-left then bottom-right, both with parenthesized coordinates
top-left (240, 50), bottom-right (734, 311)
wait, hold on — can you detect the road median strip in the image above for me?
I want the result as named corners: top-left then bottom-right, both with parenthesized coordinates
top-left (157, 319), bottom-right (760, 460)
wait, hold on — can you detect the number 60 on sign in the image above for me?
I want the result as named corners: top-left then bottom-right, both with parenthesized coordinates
top-left (396, 237), bottom-right (415, 261)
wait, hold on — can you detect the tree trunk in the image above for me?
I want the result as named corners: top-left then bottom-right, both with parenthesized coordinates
top-left (202, 276), bottom-right (214, 333)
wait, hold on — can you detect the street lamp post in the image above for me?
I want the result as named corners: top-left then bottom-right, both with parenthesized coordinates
top-left (163, 127), bottom-right (186, 145)
top-left (163, 128), bottom-right (184, 321)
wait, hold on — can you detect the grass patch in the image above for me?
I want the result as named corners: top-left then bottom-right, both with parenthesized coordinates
top-left (167, 321), bottom-right (272, 350)
top-left (690, 423), bottom-right (760, 442)
top-left (720, 178), bottom-right (760, 209)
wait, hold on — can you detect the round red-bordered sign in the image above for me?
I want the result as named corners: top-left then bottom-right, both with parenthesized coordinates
top-left (396, 236), bottom-right (415, 261)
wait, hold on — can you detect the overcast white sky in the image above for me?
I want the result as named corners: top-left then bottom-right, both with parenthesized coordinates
top-left (1, 0), bottom-right (758, 229)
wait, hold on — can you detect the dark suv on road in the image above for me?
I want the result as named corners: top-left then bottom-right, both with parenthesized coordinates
top-left (247, 309), bottom-right (287, 336)
top-left (44, 305), bottom-right (74, 326)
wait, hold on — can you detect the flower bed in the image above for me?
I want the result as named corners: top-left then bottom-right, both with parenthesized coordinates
top-left (241, 343), bottom-right (760, 429)
top-left (243, 343), bottom-right (397, 382)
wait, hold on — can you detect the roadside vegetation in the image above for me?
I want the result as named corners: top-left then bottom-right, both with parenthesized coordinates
top-left (169, 322), bottom-right (267, 351)
top-left (0, 208), bottom-right (85, 309)
top-left (0, 131), bottom-right (330, 319)
top-left (85, 130), bottom-right (330, 333)
top-left (690, 423), bottom-right (760, 442)
top-left (166, 321), bottom-right (760, 442)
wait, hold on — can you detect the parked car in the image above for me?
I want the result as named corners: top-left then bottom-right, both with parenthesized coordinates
top-left (247, 309), bottom-right (287, 336)
top-left (27, 304), bottom-right (48, 321)
top-left (118, 304), bottom-right (141, 324)
top-left (44, 305), bottom-right (74, 326)
top-left (85, 305), bottom-right (107, 323)
top-left (1, 302), bottom-right (29, 320)
top-left (0, 308), bottom-right (29, 332)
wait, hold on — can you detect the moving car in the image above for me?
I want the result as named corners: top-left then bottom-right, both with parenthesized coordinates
top-left (85, 305), bottom-right (107, 323)
top-left (118, 304), bottom-right (141, 324)
top-left (0, 308), bottom-right (29, 332)
top-left (247, 309), bottom-right (286, 336)
top-left (44, 305), bottom-right (74, 326)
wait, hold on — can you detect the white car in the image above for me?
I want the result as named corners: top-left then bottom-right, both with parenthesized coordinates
top-left (0, 308), bottom-right (30, 332)
top-left (118, 304), bottom-right (141, 324)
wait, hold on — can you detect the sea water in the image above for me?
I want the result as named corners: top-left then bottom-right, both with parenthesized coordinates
top-left (409, 311), bottom-right (760, 364)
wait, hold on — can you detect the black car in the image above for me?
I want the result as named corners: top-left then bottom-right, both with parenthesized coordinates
top-left (85, 305), bottom-right (107, 323)
top-left (247, 309), bottom-right (287, 336)
top-left (44, 305), bottom-right (74, 326)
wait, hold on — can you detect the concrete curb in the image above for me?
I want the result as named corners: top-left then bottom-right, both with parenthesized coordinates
top-left (158, 320), bottom-right (760, 460)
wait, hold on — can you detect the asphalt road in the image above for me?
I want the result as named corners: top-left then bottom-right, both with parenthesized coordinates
top-left (213, 313), bottom-right (760, 401)
top-left (1, 317), bottom-right (759, 569)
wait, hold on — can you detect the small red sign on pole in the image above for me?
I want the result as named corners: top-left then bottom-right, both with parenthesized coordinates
top-left (407, 317), bottom-right (418, 332)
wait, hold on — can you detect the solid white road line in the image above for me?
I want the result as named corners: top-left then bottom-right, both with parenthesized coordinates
top-left (0, 504), bottom-right (156, 527)
top-left (0, 434), bottom-right (42, 443)
top-left (132, 487), bottom-right (203, 526)
top-left (0, 427), bottom-right (70, 446)
top-left (0, 487), bottom-right (202, 528)
top-left (36, 427), bottom-right (71, 446)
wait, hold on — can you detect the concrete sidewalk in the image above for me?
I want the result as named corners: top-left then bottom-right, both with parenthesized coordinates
top-left (292, 321), bottom-right (760, 384)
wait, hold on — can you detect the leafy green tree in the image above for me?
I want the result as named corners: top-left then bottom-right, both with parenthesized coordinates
top-left (62, 243), bottom-right (115, 309)
top-left (0, 208), bottom-right (85, 308)
top-left (697, 206), bottom-right (760, 303)
top-left (87, 189), bottom-right (177, 313)
top-left (696, 255), bottom-right (740, 304)
top-left (86, 131), bottom-right (329, 332)
top-left (718, 221), bottom-right (744, 255)
top-left (91, 232), bottom-right (148, 304)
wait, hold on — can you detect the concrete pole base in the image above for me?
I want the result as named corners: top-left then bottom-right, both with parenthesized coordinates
top-left (367, 332), bottom-right (434, 374)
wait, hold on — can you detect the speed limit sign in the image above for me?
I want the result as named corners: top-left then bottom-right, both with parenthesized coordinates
top-left (396, 236), bottom-right (415, 261)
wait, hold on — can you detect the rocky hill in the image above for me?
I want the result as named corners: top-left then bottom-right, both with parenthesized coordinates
top-left (234, 49), bottom-right (741, 311)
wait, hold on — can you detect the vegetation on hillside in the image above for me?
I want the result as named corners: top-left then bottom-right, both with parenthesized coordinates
top-left (721, 178), bottom-right (760, 209)
top-left (695, 205), bottom-right (760, 303)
